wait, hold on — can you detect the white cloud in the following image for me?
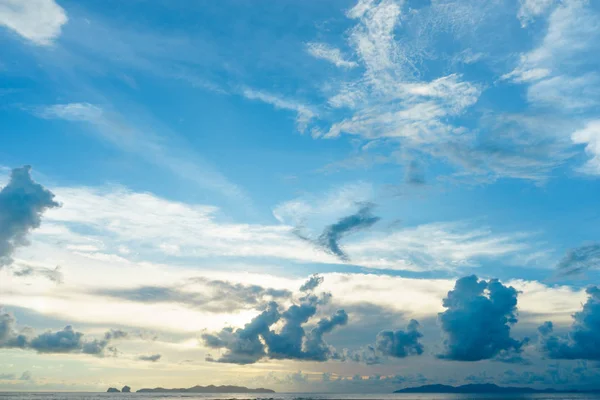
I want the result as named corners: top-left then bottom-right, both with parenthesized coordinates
top-left (344, 222), bottom-right (536, 271)
top-left (0, 0), bottom-right (67, 45)
top-left (306, 43), bottom-right (357, 68)
top-left (1, 170), bottom-right (541, 273)
top-left (324, 74), bottom-right (480, 144)
top-left (304, 0), bottom-right (484, 177)
top-left (517, 0), bottom-right (555, 27)
top-left (347, 0), bottom-right (401, 80)
top-left (504, 0), bottom-right (599, 109)
top-left (38, 184), bottom-right (336, 265)
top-left (38, 102), bottom-right (103, 122)
top-left (242, 89), bottom-right (316, 133)
top-left (572, 120), bottom-right (600, 175)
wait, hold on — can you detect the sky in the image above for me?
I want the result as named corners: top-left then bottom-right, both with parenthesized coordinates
top-left (1, 0), bottom-right (600, 393)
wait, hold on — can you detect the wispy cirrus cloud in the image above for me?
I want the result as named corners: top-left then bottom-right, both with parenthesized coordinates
top-left (517, 0), bottom-right (555, 27)
top-left (306, 43), bottom-right (357, 69)
top-left (36, 102), bottom-right (249, 203)
top-left (242, 89), bottom-right (316, 133)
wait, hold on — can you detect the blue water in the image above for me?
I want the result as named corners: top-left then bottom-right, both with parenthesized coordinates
top-left (1, 394), bottom-right (600, 400)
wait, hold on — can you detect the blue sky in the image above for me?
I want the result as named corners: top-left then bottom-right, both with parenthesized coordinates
top-left (1, 0), bottom-right (600, 392)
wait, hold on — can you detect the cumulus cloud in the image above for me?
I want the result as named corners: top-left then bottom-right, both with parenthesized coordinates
top-left (138, 354), bottom-right (161, 362)
top-left (30, 326), bottom-right (106, 354)
top-left (0, 308), bottom-right (121, 356)
top-left (202, 276), bottom-right (347, 364)
top-left (316, 203), bottom-right (380, 261)
top-left (0, 166), bottom-right (60, 267)
top-left (556, 244), bottom-right (600, 276)
top-left (339, 317), bottom-right (424, 364)
top-left (0, 0), bottom-right (67, 45)
top-left (539, 286), bottom-right (600, 360)
top-left (438, 275), bottom-right (526, 362)
top-left (0, 309), bottom-right (27, 349)
top-left (375, 319), bottom-right (424, 358)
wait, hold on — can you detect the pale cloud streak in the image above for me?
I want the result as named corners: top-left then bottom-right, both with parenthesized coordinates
top-left (242, 89), bottom-right (316, 133)
top-left (517, 0), bottom-right (555, 27)
top-left (0, 0), bottom-right (67, 46)
top-left (37, 103), bottom-right (248, 203)
top-left (306, 43), bottom-right (357, 69)
top-left (344, 222), bottom-right (537, 271)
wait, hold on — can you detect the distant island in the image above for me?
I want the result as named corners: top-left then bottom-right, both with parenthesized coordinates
top-left (106, 386), bottom-right (132, 393)
top-left (394, 383), bottom-right (600, 394)
top-left (136, 385), bottom-right (275, 393)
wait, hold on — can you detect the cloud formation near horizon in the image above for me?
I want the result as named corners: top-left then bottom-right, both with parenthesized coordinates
top-left (0, 166), bottom-right (60, 267)
top-left (202, 276), bottom-right (347, 364)
top-left (539, 286), bottom-right (600, 360)
top-left (0, 308), bottom-right (124, 356)
top-left (376, 319), bottom-right (424, 358)
top-left (438, 275), bottom-right (526, 362)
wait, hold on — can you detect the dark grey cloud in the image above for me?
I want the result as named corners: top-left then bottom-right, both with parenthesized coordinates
top-left (556, 244), bottom-right (600, 276)
top-left (202, 302), bottom-right (280, 364)
top-left (337, 345), bottom-right (381, 365)
top-left (12, 265), bottom-right (63, 283)
top-left (30, 326), bottom-right (89, 354)
top-left (202, 277), bottom-right (347, 364)
top-left (138, 354), bottom-right (161, 362)
top-left (375, 319), bottom-right (424, 358)
top-left (0, 309), bottom-right (27, 349)
top-left (0, 308), bottom-right (122, 356)
top-left (438, 275), bottom-right (526, 362)
top-left (0, 166), bottom-right (60, 267)
top-left (317, 203), bottom-right (380, 261)
top-left (300, 274), bottom-right (323, 292)
top-left (539, 286), bottom-right (600, 360)
top-left (97, 278), bottom-right (292, 313)
top-left (303, 309), bottom-right (348, 361)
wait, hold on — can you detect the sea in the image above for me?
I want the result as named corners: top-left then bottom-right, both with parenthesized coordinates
top-left (1, 394), bottom-right (600, 400)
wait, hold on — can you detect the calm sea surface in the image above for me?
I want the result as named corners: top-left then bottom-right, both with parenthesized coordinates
top-left (1, 394), bottom-right (600, 400)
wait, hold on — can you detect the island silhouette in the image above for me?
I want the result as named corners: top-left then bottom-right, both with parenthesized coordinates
top-left (394, 383), bottom-right (600, 394)
top-left (135, 385), bottom-right (275, 393)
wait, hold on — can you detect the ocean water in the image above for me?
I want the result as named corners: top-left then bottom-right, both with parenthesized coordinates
top-left (1, 394), bottom-right (600, 400)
